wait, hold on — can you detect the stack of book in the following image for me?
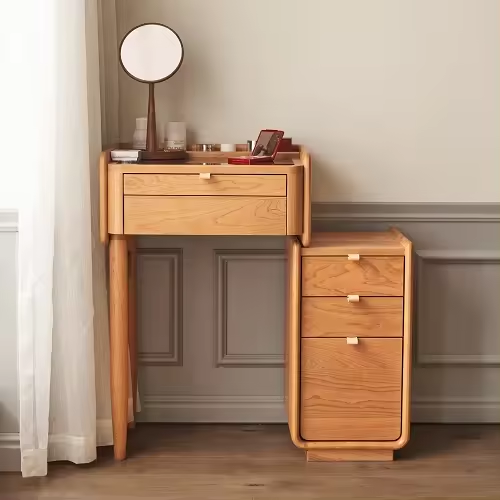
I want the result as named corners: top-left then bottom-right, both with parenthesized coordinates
top-left (111, 149), bottom-right (141, 163)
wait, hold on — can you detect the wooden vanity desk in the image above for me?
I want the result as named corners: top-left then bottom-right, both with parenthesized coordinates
top-left (99, 147), bottom-right (312, 460)
top-left (100, 148), bottom-right (412, 463)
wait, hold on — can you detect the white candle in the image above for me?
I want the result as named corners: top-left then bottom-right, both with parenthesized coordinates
top-left (165, 122), bottom-right (186, 151)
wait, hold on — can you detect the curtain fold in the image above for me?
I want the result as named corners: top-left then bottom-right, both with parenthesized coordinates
top-left (16, 0), bottom-right (112, 477)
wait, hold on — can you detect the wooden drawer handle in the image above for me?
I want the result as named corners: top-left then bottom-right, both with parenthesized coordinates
top-left (346, 337), bottom-right (359, 345)
top-left (347, 254), bottom-right (360, 261)
top-left (199, 172), bottom-right (211, 180)
top-left (347, 295), bottom-right (360, 303)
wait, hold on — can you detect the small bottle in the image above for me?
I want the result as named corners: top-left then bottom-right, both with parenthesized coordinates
top-left (132, 117), bottom-right (147, 150)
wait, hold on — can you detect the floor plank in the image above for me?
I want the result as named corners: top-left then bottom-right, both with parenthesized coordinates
top-left (1, 424), bottom-right (499, 499)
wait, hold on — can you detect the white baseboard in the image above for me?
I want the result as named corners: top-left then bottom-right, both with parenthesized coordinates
top-left (139, 395), bottom-right (287, 423)
top-left (412, 399), bottom-right (500, 423)
top-left (0, 210), bottom-right (18, 232)
top-left (0, 433), bottom-right (20, 472)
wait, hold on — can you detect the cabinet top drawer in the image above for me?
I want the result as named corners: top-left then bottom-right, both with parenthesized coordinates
top-left (302, 256), bottom-right (404, 296)
top-left (124, 174), bottom-right (286, 197)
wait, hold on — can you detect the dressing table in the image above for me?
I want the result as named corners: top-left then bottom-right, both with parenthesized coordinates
top-left (99, 147), bottom-right (412, 463)
top-left (99, 147), bottom-right (312, 460)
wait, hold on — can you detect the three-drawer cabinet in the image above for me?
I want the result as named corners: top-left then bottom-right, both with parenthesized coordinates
top-left (286, 230), bottom-right (413, 462)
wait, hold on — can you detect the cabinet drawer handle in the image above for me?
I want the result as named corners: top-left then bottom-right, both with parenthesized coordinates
top-left (347, 295), bottom-right (360, 303)
top-left (347, 254), bottom-right (360, 261)
top-left (347, 337), bottom-right (359, 345)
top-left (199, 172), bottom-right (211, 179)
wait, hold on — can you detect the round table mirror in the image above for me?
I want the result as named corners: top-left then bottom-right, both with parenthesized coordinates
top-left (120, 23), bottom-right (184, 154)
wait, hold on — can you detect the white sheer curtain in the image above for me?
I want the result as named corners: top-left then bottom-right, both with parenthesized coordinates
top-left (0, 0), bottom-right (112, 476)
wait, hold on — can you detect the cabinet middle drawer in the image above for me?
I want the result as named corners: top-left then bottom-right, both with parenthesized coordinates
top-left (302, 256), bottom-right (404, 296)
top-left (302, 297), bottom-right (403, 338)
top-left (124, 174), bottom-right (287, 196)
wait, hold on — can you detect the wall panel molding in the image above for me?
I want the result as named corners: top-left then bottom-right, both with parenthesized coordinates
top-left (214, 249), bottom-right (285, 367)
top-left (312, 202), bottom-right (500, 222)
top-left (415, 250), bottom-right (500, 367)
top-left (137, 248), bottom-right (183, 366)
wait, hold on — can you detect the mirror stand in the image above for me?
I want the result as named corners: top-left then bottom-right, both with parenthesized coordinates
top-left (142, 82), bottom-right (186, 161)
top-left (147, 83), bottom-right (157, 152)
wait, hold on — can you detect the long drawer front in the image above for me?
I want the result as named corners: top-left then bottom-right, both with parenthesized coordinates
top-left (124, 196), bottom-right (287, 235)
top-left (301, 338), bottom-right (402, 441)
top-left (302, 297), bottom-right (403, 338)
top-left (124, 174), bottom-right (287, 196)
top-left (302, 256), bottom-right (404, 296)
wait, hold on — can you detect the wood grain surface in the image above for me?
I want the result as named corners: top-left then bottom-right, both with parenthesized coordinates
top-left (301, 297), bottom-right (403, 337)
top-left (285, 238), bottom-right (302, 448)
top-left (110, 161), bottom-right (302, 175)
top-left (286, 171), bottom-right (303, 235)
top-left (306, 449), bottom-right (394, 462)
top-left (299, 147), bottom-right (311, 247)
top-left (400, 230), bottom-right (413, 449)
top-left (109, 235), bottom-right (129, 459)
top-left (302, 232), bottom-right (406, 256)
top-left (123, 174), bottom-right (287, 196)
top-left (302, 256), bottom-right (404, 296)
top-left (124, 196), bottom-right (287, 235)
top-left (107, 169), bottom-right (124, 234)
top-left (3, 424), bottom-right (499, 499)
top-left (301, 338), bottom-right (402, 441)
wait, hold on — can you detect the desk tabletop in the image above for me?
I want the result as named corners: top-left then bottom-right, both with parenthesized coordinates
top-left (108, 158), bottom-right (304, 175)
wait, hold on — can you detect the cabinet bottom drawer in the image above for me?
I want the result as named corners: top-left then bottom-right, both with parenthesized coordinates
top-left (124, 196), bottom-right (286, 235)
top-left (301, 338), bottom-right (402, 441)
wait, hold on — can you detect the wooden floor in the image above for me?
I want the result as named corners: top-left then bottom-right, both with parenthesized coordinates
top-left (1, 424), bottom-right (499, 499)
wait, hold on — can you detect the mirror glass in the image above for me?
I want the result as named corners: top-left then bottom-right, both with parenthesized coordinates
top-left (253, 131), bottom-right (282, 156)
top-left (120, 23), bottom-right (183, 83)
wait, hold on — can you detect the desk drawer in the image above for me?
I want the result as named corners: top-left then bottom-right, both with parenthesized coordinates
top-left (301, 338), bottom-right (402, 441)
top-left (302, 256), bottom-right (404, 296)
top-left (124, 174), bottom-right (286, 196)
top-left (124, 196), bottom-right (286, 235)
top-left (302, 297), bottom-right (403, 338)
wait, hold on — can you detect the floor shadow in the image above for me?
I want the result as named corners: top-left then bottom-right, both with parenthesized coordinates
top-left (397, 423), bottom-right (500, 460)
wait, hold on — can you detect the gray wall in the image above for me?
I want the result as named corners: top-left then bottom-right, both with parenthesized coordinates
top-left (0, 211), bottom-right (19, 471)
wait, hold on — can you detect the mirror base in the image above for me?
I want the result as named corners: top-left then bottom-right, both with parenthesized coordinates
top-left (141, 150), bottom-right (188, 162)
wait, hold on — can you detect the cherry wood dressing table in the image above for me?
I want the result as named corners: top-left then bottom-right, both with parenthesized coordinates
top-left (99, 148), bottom-right (312, 460)
top-left (100, 148), bottom-right (412, 463)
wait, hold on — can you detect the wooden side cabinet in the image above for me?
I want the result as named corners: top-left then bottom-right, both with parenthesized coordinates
top-left (286, 230), bottom-right (413, 462)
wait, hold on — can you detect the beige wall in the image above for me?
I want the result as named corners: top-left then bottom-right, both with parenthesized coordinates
top-left (115, 0), bottom-right (500, 202)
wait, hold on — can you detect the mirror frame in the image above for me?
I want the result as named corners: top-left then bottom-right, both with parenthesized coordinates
top-left (119, 22), bottom-right (184, 84)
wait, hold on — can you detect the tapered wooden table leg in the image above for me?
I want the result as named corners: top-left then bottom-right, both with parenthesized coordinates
top-left (109, 235), bottom-right (129, 460)
top-left (128, 237), bottom-right (138, 423)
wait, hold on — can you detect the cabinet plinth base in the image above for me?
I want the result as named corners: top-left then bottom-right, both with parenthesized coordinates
top-left (306, 449), bottom-right (394, 462)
